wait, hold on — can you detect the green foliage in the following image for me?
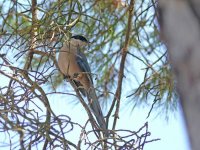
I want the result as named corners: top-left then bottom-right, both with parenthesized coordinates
top-left (0, 0), bottom-right (177, 114)
top-left (0, 0), bottom-right (172, 149)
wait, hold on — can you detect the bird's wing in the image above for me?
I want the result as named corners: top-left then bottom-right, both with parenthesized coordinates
top-left (76, 50), bottom-right (108, 136)
top-left (75, 50), bottom-right (93, 84)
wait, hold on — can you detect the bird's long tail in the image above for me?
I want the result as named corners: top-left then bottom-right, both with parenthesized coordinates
top-left (87, 87), bottom-right (108, 137)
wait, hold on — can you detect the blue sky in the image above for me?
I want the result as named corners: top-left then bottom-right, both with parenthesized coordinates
top-left (0, 72), bottom-right (191, 150)
top-left (0, 34), bottom-right (191, 150)
top-left (49, 94), bottom-right (191, 150)
top-left (0, 76), bottom-right (191, 150)
top-left (0, 42), bottom-right (191, 150)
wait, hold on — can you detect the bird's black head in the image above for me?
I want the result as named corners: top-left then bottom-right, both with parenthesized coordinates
top-left (70, 35), bottom-right (90, 47)
top-left (71, 35), bottom-right (88, 43)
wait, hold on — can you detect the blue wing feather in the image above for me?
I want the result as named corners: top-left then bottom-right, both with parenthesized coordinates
top-left (75, 50), bottom-right (93, 86)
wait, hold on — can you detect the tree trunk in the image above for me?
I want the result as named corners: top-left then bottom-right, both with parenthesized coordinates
top-left (158, 0), bottom-right (200, 150)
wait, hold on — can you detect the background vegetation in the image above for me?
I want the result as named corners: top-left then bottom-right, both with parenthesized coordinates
top-left (0, 0), bottom-right (175, 149)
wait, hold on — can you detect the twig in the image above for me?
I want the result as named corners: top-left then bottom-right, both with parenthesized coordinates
top-left (112, 0), bottom-right (135, 130)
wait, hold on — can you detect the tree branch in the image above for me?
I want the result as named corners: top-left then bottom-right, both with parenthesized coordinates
top-left (112, 0), bottom-right (135, 130)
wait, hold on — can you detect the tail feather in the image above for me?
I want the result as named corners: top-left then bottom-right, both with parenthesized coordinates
top-left (87, 88), bottom-right (108, 137)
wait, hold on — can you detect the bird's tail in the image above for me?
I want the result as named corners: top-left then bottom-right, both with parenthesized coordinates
top-left (87, 87), bottom-right (108, 137)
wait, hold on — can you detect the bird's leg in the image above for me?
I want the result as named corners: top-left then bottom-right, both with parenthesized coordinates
top-left (73, 72), bottom-right (84, 81)
top-left (73, 72), bottom-right (80, 78)
top-left (63, 75), bottom-right (70, 80)
top-left (72, 73), bottom-right (85, 91)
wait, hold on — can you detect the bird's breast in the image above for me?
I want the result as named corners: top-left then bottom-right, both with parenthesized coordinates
top-left (58, 51), bottom-right (80, 77)
top-left (58, 45), bottom-right (91, 90)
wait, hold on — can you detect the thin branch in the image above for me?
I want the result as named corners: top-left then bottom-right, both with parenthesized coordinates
top-left (24, 0), bottom-right (37, 70)
top-left (112, 0), bottom-right (135, 130)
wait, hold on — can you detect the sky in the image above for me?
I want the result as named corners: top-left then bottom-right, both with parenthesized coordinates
top-left (49, 93), bottom-right (191, 150)
top-left (0, 72), bottom-right (191, 150)
top-left (0, 35), bottom-right (191, 150)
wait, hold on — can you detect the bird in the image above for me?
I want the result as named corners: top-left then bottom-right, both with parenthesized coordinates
top-left (58, 35), bottom-right (107, 136)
